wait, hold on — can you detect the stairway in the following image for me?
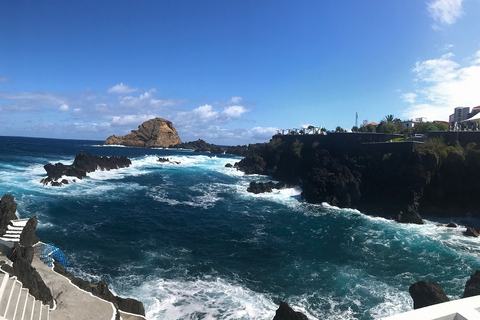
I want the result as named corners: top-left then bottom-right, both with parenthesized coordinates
top-left (0, 219), bottom-right (30, 243)
top-left (0, 270), bottom-right (49, 320)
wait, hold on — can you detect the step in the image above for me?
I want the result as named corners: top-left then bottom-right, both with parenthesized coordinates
top-left (6, 226), bottom-right (24, 231)
top-left (13, 288), bottom-right (29, 320)
top-left (40, 303), bottom-right (49, 320)
top-left (10, 220), bottom-right (29, 228)
top-left (21, 293), bottom-right (35, 320)
top-left (0, 277), bottom-right (15, 316)
top-left (0, 273), bottom-right (10, 305)
top-left (5, 230), bottom-right (23, 235)
top-left (0, 237), bottom-right (19, 242)
top-left (4, 280), bottom-right (21, 319)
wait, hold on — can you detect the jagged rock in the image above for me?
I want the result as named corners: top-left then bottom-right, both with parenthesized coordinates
top-left (225, 163), bottom-right (234, 168)
top-left (463, 270), bottom-right (480, 298)
top-left (235, 155), bottom-right (267, 175)
top-left (41, 153), bottom-right (131, 186)
top-left (54, 262), bottom-right (145, 316)
top-left (104, 117), bottom-right (182, 148)
top-left (464, 228), bottom-right (480, 237)
top-left (0, 194), bottom-right (18, 232)
top-left (157, 157), bottom-right (180, 164)
top-left (409, 281), bottom-right (449, 309)
top-left (172, 139), bottom-right (251, 156)
top-left (247, 181), bottom-right (287, 194)
top-left (20, 216), bottom-right (40, 246)
top-left (446, 222), bottom-right (458, 228)
top-left (2, 243), bottom-right (54, 307)
top-left (272, 301), bottom-right (308, 320)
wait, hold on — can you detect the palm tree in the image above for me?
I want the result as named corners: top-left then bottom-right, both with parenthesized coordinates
top-left (383, 114), bottom-right (395, 123)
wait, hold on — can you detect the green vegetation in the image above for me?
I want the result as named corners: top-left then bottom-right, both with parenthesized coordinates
top-left (352, 114), bottom-right (449, 136)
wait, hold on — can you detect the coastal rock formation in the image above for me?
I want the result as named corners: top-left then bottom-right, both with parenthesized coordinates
top-left (172, 139), bottom-right (251, 157)
top-left (41, 153), bottom-right (131, 186)
top-left (104, 117), bottom-right (182, 148)
top-left (409, 281), bottom-right (449, 309)
top-left (19, 216), bottom-right (40, 246)
top-left (0, 194), bottom-right (18, 232)
top-left (2, 243), bottom-right (55, 308)
top-left (272, 302), bottom-right (308, 320)
top-left (53, 262), bottom-right (145, 316)
top-left (247, 181), bottom-right (288, 194)
top-left (235, 133), bottom-right (480, 223)
top-left (463, 270), bottom-right (480, 298)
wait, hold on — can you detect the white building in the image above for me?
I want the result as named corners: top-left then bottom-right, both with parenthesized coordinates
top-left (449, 107), bottom-right (470, 123)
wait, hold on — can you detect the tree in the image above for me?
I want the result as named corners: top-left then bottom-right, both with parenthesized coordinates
top-left (383, 114), bottom-right (395, 123)
top-left (335, 126), bottom-right (345, 132)
top-left (351, 126), bottom-right (359, 132)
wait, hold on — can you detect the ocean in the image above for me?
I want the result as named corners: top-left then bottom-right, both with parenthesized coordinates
top-left (0, 135), bottom-right (479, 320)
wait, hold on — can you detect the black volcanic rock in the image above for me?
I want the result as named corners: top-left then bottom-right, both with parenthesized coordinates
top-left (464, 228), bottom-right (480, 237)
top-left (171, 139), bottom-right (253, 157)
top-left (54, 262), bottom-right (145, 316)
top-left (41, 153), bottom-right (132, 186)
top-left (2, 243), bottom-right (54, 308)
top-left (0, 194), bottom-right (18, 232)
top-left (463, 270), bottom-right (480, 298)
top-left (235, 155), bottom-right (267, 175)
top-left (409, 281), bottom-right (449, 309)
top-left (19, 216), bottom-right (40, 246)
top-left (247, 181), bottom-right (287, 194)
top-left (272, 302), bottom-right (308, 320)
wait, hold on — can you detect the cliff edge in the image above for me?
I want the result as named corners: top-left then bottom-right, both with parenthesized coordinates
top-left (103, 117), bottom-right (182, 148)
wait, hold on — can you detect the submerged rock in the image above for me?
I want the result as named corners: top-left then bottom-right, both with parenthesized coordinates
top-left (272, 302), bottom-right (308, 320)
top-left (409, 281), bottom-right (449, 309)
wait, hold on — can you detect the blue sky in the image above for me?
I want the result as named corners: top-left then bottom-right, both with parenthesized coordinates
top-left (1, 0), bottom-right (480, 145)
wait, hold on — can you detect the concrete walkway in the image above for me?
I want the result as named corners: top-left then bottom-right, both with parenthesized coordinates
top-left (31, 244), bottom-right (145, 320)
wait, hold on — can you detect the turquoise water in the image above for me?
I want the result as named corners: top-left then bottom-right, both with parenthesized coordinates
top-left (0, 136), bottom-right (479, 319)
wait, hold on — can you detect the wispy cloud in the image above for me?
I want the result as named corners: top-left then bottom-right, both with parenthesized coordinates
top-left (402, 49), bottom-right (480, 121)
top-left (107, 82), bottom-right (138, 94)
top-left (0, 83), bottom-right (259, 144)
top-left (428, 0), bottom-right (464, 29)
top-left (0, 76), bottom-right (10, 83)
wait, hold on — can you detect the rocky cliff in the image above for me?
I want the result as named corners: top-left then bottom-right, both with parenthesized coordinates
top-left (234, 134), bottom-right (480, 223)
top-left (103, 117), bottom-right (182, 148)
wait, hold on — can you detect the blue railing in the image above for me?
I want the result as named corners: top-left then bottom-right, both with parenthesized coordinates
top-left (40, 243), bottom-right (68, 270)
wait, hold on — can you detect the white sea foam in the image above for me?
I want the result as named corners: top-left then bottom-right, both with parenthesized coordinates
top-left (133, 277), bottom-right (278, 320)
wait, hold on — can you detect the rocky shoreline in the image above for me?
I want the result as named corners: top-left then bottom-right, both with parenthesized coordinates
top-left (233, 133), bottom-right (480, 226)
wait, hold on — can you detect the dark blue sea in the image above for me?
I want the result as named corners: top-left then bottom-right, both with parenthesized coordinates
top-left (0, 136), bottom-right (479, 319)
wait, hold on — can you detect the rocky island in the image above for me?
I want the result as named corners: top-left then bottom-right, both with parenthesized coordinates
top-left (103, 117), bottom-right (182, 148)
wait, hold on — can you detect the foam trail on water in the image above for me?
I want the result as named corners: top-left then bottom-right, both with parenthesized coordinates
top-left (136, 277), bottom-right (277, 320)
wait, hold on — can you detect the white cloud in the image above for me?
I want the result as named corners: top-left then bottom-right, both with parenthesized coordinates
top-left (192, 104), bottom-right (219, 120)
top-left (402, 49), bottom-right (480, 121)
top-left (428, 0), bottom-right (464, 29)
top-left (230, 96), bottom-right (243, 104)
top-left (111, 114), bottom-right (156, 126)
top-left (107, 83), bottom-right (138, 94)
top-left (59, 104), bottom-right (69, 111)
top-left (222, 105), bottom-right (248, 118)
top-left (0, 76), bottom-right (10, 83)
top-left (402, 93), bottom-right (418, 104)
